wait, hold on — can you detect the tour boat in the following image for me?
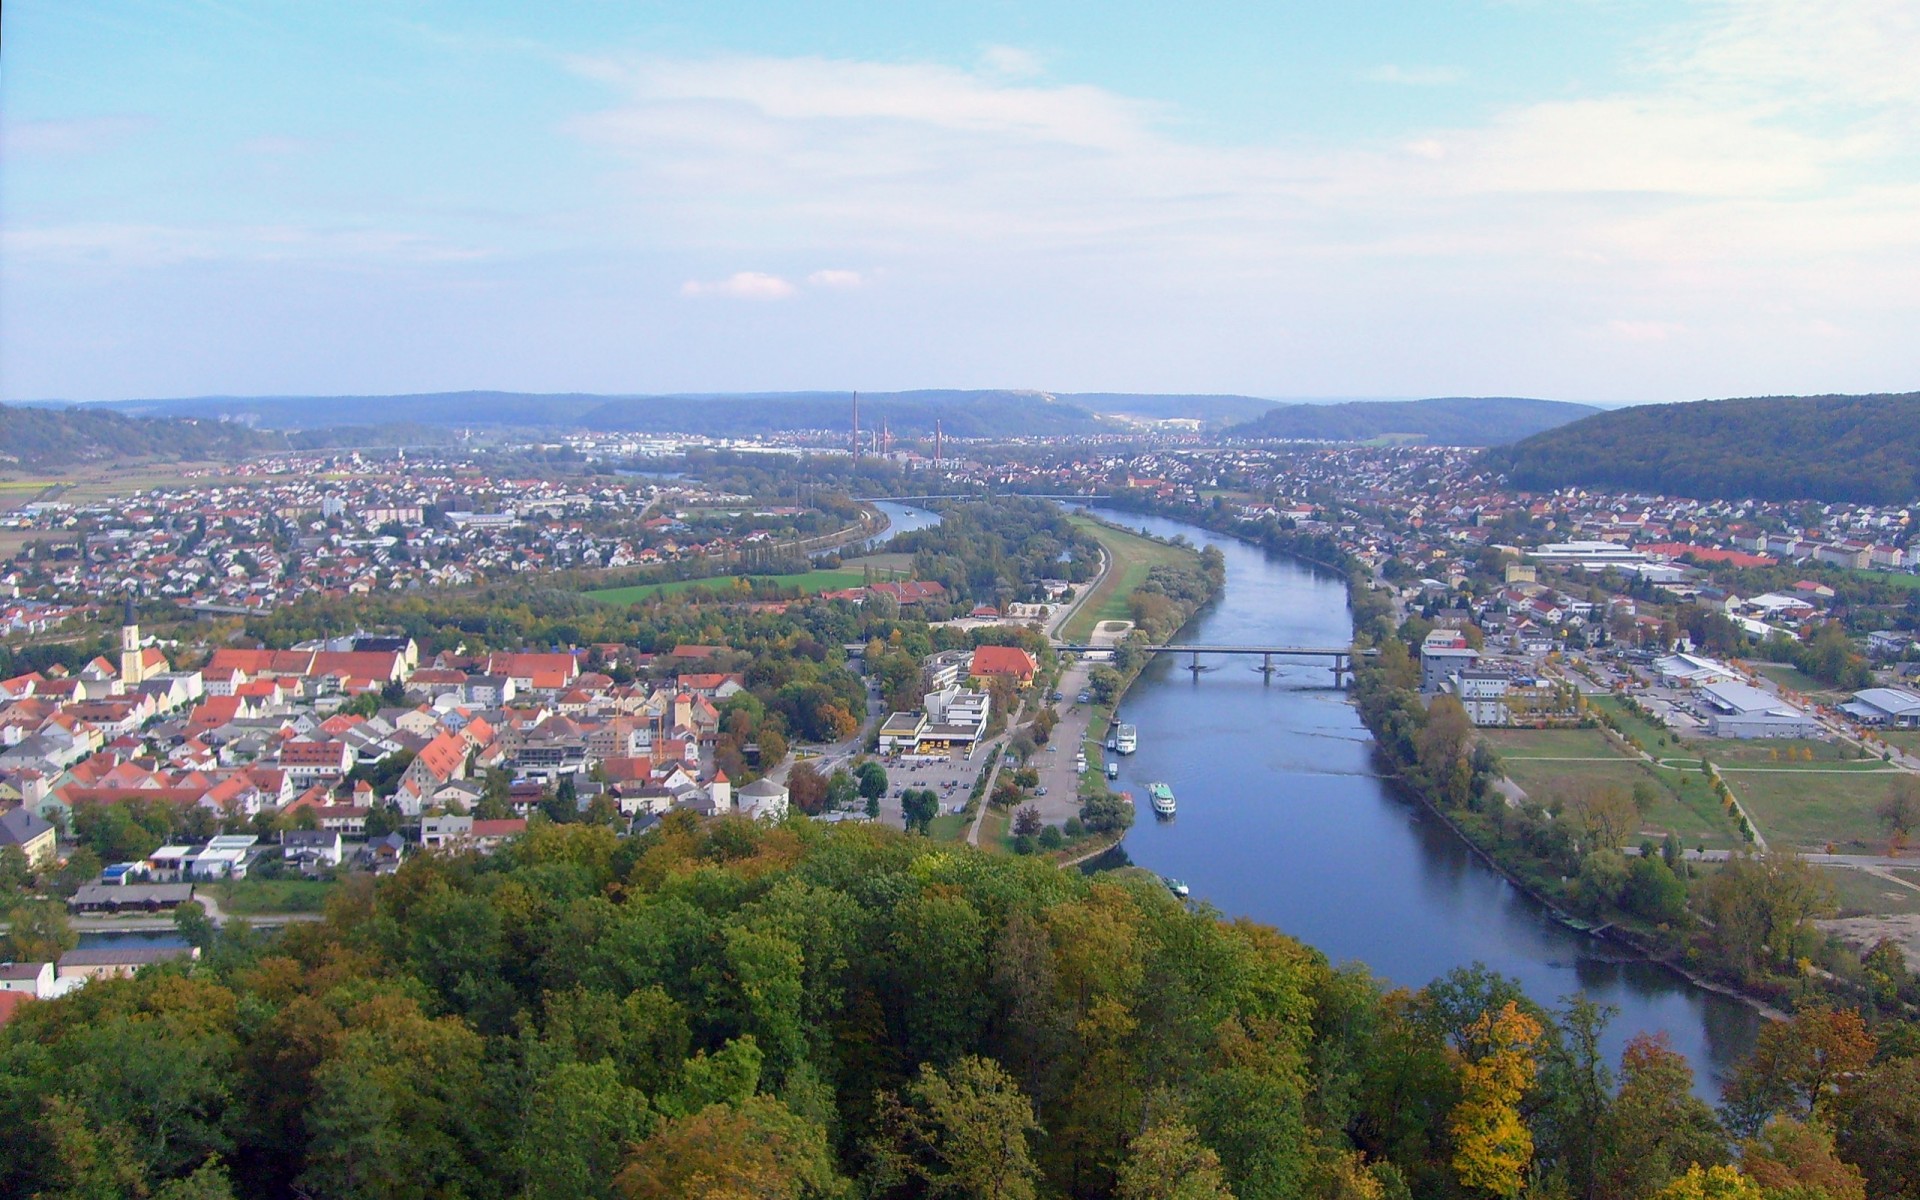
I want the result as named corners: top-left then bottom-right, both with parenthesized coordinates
top-left (1147, 782), bottom-right (1176, 816)
top-left (1163, 876), bottom-right (1190, 898)
top-left (1115, 723), bottom-right (1138, 755)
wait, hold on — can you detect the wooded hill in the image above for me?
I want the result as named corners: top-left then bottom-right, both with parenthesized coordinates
top-left (1226, 397), bottom-right (1600, 446)
top-left (4, 817), bottom-right (1915, 1199)
top-left (88, 389), bottom-right (1286, 438)
top-left (0, 403), bottom-right (284, 470)
top-left (1485, 392), bottom-right (1920, 504)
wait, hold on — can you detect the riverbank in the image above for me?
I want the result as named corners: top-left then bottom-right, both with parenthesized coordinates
top-left (1085, 497), bottom-right (1791, 1023)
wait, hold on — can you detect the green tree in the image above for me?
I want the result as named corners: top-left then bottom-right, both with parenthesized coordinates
top-left (901, 789), bottom-right (938, 835)
top-left (826, 769), bottom-right (858, 810)
top-left (3, 897), bottom-right (77, 962)
top-left (871, 1056), bottom-right (1042, 1200)
top-left (1115, 1117), bottom-right (1236, 1200)
top-left (856, 760), bottom-right (889, 804)
top-left (1595, 1033), bottom-right (1728, 1200)
top-left (517, 1061), bottom-right (651, 1200)
top-left (1832, 1056), bottom-right (1920, 1200)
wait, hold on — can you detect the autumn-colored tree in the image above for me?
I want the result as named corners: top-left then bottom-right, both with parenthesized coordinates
top-left (1652, 1164), bottom-right (1764, 1199)
top-left (1596, 1033), bottom-right (1728, 1200)
top-left (615, 1095), bottom-right (841, 1200)
top-left (1115, 1117), bottom-right (1236, 1200)
top-left (1831, 1055), bottom-right (1920, 1200)
top-left (786, 762), bottom-right (829, 815)
top-left (1418, 696), bottom-right (1474, 806)
top-left (1721, 1007), bottom-right (1876, 1135)
top-left (1738, 1117), bottom-right (1865, 1200)
top-left (1447, 1000), bottom-right (1542, 1198)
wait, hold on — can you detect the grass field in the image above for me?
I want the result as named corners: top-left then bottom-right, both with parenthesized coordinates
top-left (928, 812), bottom-right (972, 842)
top-left (208, 878), bottom-right (337, 914)
top-left (1482, 724), bottom-right (1743, 847)
top-left (1589, 695), bottom-right (1686, 753)
top-left (1694, 737), bottom-right (1866, 766)
top-left (1479, 728), bottom-right (1621, 759)
top-left (1876, 730), bottom-right (1920, 757)
top-left (837, 552), bottom-right (915, 575)
top-left (1753, 663), bottom-right (1843, 699)
top-left (1821, 866), bottom-right (1920, 917)
top-left (1718, 763), bottom-right (1905, 850)
top-left (583, 568), bottom-right (869, 605)
top-left (1060, 516), bottom-right (1198, 643)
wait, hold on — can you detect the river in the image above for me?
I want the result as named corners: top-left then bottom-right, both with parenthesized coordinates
top-left (1082, 506), bottom-right (1760, 1091)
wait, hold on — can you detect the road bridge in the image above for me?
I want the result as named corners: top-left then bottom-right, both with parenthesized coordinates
top-left (1056, 642), bottom-right (1374, 685)
top-left (850, 493), bottom-right (1112, 502)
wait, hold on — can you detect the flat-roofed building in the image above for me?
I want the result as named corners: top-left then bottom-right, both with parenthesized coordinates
top-left (1842, 687), bottom-right (1920, 728)
top-left (1700, 681), bottom-right (1821, 739)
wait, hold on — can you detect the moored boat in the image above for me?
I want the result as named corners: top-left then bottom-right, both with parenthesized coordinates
top-left (1163, 876), bottom-right (1190, 898)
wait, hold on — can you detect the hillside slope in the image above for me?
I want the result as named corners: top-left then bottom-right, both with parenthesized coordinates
top-left (0, 402), bottom-right (283, 470)
top-left (1486, 392), bottom-right (1920, 504)
top-left (1226, 396), bottom-right (1599, 445)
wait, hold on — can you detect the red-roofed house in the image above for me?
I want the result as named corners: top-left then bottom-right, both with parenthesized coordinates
top-left (968, 646), bottom-right (1038, 687)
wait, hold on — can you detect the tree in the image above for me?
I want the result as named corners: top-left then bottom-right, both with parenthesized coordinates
top-left (616, 1095), bottom-right (840, 1200)
top-left (1739, 1117), bottom-right (1865, 1200)
top-left (870, 1056), bottom-right (1042, 1200)
top-left (1722, 1007), bottom-right (1875, 1135)
top-left (1596, 1033), bottom-right (1728, 1200)
top-left (1696, 851), bottom-right (1833, 980)
top-left (3, 897), bottom-right (77, 962)
top-left (0, 845), bottom-right (31, 900)
top-left (1651, 1165), bottom-right (1764, 1199)
top-left (1448, 1000), bottom-right (1543, 1198)
top-left (826, 769), bottom-right (858, 810)
top-left (856, 760), bottom-right (889, 804)
top-left (173, 900), bottom-right (217, 951)
top-left (787, 762), bottom-right (828, 816)
top-left (901, 789), bottom-right (938, 835)
top-left (1878, 776), bottom-right (1920, 839)
top-left (1418, 696), bottom-right (1474, 806)
top-left (1116, 1117), bottom-right (1235, 1200)
top-left (518, 1061), bottom-right (651, 1200)
top-left (1832, 1056), bottom-right (1920, 1200)
top-left (1012, 806), bottom-right (1042, 837)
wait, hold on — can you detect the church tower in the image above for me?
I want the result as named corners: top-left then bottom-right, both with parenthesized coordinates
top-left (119, 594), bottom-right (147, 686)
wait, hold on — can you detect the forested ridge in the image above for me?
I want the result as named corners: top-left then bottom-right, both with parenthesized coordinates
top-left (4, 818), bottom-right (1916, 1199)
top-left (1485, 393), bottom-right (1920, 504)
top-left (1226, 398), bottom-right (1599, 446)
top-left (0, 403), bottom-right (284, 469)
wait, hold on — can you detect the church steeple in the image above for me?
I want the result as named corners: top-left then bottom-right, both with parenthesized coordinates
top-left (119, 592), bottom-right (145, 686)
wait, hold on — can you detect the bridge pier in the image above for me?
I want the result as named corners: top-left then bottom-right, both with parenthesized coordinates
top-left (1261, 652), bottom-right (1275, 682)
top-left (1188, 651), bottom-right (1203, 675)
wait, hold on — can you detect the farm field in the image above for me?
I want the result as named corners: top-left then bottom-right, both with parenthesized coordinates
top-left (1060, 516), bottom-right (1197, 644)
top-left (583, 568), bottom-right (869, 605)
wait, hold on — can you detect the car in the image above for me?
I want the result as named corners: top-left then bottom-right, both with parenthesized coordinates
top-left (1036, 786), bottom-right (1048, 796)
top-left (1076, 691), bottom-right (1091, 703)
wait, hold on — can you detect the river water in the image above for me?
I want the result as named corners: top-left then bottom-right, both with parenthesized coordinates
top-left (1084, 507), bottom-right (1760, 1091)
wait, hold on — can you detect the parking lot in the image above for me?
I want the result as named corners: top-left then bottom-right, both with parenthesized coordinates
top-left (870, 738), bottom-right (999, 828)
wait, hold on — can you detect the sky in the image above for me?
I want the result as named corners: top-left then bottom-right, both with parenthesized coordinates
top-left (3, 1), bottom-right (1918, 405)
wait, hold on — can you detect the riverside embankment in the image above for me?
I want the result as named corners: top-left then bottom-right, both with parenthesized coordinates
top-left (1078, 505), bottom-right (1763, 1092)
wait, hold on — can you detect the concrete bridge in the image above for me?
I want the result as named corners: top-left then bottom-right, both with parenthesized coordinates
top-left (1057, 642), bottom-right (1374, 685)
top-left (850, 493), bottom-right (1112, 502)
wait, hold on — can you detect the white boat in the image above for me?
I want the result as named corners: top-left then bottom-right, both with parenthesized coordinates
top-left (1106, 761), bottom-right (1119, 779)
top-left (1115, 724), bottom-right (1137, 755)
top-left (1163, 876), bottom-right (1190, 898)
top-left (1147, 782), bottom-right (1175, 816)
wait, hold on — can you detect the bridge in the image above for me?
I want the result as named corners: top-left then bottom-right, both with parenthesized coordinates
top-left (851, 493), bottom-right (1112, 503)
top-left (1056, 643), bottom-right (1374, 685)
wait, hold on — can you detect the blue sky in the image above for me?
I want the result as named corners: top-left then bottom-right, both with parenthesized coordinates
top-left (4, 1), bottom-right (1917, 404)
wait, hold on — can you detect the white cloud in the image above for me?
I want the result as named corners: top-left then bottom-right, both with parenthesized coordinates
top-left (979, 45), bottom-right (1045, 79)
top-left (1362, 65), bottom-right (1465, 86)
top-left (806, 268), bottom-right (865, 289)
top-left (680, 271), bottom-right (797, 299)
